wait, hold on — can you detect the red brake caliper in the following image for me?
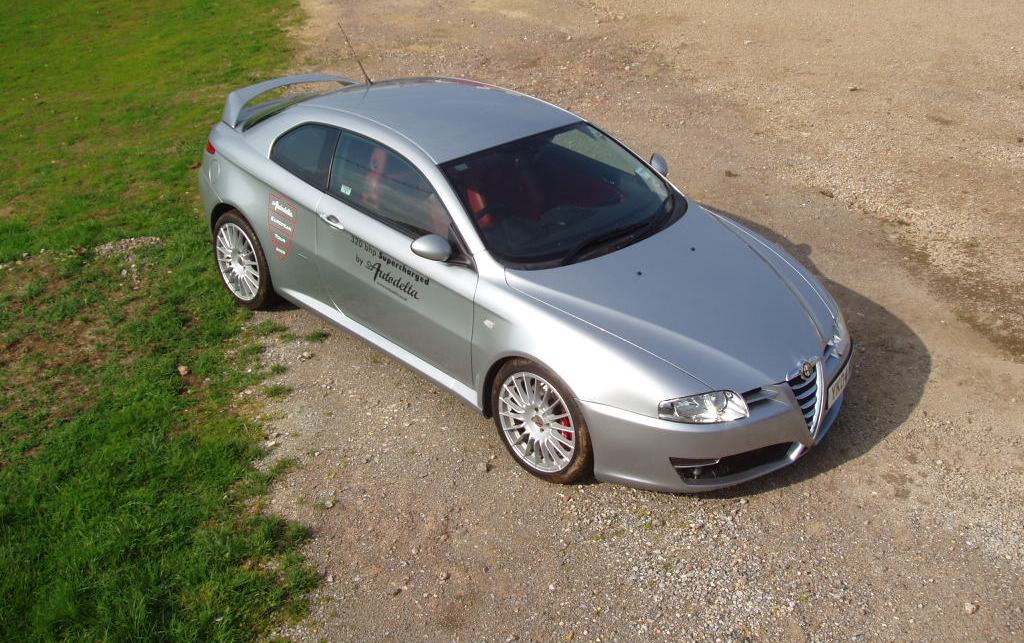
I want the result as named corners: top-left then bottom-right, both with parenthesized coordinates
top-left (559, 417), bottom-right (572, 442)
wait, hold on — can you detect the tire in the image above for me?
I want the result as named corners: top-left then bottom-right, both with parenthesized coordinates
top-left (212, 210), bottom-right (277, 310)
top-left (491, 359), bottom-right (593, 484)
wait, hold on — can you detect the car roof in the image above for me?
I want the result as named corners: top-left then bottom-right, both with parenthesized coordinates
top-left (302, 77), bottom-right (582, 164)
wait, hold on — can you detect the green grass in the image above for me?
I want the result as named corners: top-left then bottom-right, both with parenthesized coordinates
top-left (253, 320), bottom-right (289, 337)
top-left (304, 330), bottom-right (330, 343)
top-left (0, 0), bottom-right (318, 640)
top-left (264, 385), bottom-right (293, 399)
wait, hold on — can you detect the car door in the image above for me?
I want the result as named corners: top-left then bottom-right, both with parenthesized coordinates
top-left (261, 122), bottom-right (340, 298)
top-left (314, 130), bottom-right (477, 386)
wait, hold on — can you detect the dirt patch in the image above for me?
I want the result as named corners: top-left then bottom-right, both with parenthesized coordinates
top-left (121, 181), bottom-right (169, 203)
top-left (93, 236), bottom-right (163, 257)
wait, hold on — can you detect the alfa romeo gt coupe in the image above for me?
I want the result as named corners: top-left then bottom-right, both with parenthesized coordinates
top-left (198, 74), bottom-right (852, 492)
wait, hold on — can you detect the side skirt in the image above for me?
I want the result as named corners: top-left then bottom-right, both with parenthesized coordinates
top-left (278, 288), bottom-right (481, 411)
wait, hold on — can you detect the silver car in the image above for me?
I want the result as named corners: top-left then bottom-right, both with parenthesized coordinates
top-left (198, 74), bottom-right (852, 492)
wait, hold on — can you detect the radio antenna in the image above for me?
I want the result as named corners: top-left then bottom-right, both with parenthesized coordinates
top-left (337, 22), bottom-right (373, 85)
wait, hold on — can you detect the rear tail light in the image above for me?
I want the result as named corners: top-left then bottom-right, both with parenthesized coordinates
top-left (205, 141), bottom-right (216, 154)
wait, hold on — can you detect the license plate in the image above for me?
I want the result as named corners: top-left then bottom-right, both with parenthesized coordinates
top-left (827, 360), bottom-right (852, 409)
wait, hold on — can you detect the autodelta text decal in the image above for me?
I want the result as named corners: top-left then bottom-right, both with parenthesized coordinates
top-left (349, 234), bottom-right (430, 302)
top-left (268, 192), bottom-right (299, 260)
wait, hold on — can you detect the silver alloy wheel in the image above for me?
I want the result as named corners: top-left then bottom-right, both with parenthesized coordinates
top-left (215, 222), bottom-right (260, 301)
top-left (497, 372), bottom-right (576, 473)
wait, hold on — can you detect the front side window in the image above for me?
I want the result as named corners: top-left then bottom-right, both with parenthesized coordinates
top-left (328, 132), bottom-right (452, 239)
top-left (269, 123), bottom-right (340, 189)
top-left (442, 123), bottom-right (681, 267)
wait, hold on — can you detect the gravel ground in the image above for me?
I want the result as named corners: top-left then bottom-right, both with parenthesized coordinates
top-left (252, 303), bottom-right (1022, 641)
top-left (242, 1), bottom-right (1023, 640)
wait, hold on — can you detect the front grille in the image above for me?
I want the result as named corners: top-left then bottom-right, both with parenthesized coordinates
top-left (671, 443), bottom-right (794, 481)
top-left (787, 367), bottom-right (820, 434)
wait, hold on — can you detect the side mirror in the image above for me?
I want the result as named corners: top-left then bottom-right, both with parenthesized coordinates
top-left (649, 153), bottom-right (669, 177)
top-left (410, 233), bottom-right (452, 262)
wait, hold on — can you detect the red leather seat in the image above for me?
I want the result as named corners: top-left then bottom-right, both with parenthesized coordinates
top-left (459, 157), bottom-right (546, 228)
top-left (466, 188), bottom-right (493, 227)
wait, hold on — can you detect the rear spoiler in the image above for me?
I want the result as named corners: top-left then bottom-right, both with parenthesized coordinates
top-left (222, 73), bottom-right (358, 128)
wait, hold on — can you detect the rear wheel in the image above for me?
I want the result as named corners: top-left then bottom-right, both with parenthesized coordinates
top-left (213, 211), bottom-right (276, 309)
top-left (491, 359), bottom-right (593, 484)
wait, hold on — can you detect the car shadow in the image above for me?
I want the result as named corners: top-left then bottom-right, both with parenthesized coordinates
top-left (689, 206), bottom-right (932, 498)
top-left (264, 298), bottom-right (299, 312)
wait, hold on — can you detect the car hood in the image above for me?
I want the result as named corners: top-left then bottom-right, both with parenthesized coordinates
top-left (505, 205), bottom-right (837, 393)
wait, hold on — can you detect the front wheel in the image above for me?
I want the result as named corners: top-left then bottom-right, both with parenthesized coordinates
top-left (213, 211), bottom-right (276, 310)
top-left (491, 359), bottom-right (593, 484)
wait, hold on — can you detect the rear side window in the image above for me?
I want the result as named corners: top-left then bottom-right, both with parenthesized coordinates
top-left (270, 123), bottom-right (340, 189)
top-left (328, 132), bottom-right (452, 239)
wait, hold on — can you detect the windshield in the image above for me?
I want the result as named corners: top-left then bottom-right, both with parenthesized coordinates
top-left (442, 123), bottom-right (681, 267)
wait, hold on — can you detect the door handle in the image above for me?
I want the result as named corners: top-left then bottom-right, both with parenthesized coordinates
top-left (318, 211), bottom-right (345, 231)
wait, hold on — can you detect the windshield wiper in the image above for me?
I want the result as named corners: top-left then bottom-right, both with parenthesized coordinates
top-left (558, 195), bottom-right (674, 266)
top-left (558, 219), bottom-right (651, 266)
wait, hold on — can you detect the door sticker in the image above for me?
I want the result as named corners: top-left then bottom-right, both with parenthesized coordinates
top-left (349, 234), bottom-right (431, 302)
top-left (268, 192), bottom-right (299, 261)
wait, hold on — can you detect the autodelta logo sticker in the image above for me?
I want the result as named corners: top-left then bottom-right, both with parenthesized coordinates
top-left (268, 192), bottom-right (299, 260)
top-left (349, 234), bottom-right (430, 302)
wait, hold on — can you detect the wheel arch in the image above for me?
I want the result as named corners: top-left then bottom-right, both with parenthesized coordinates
top-left (481, 356), bottom-right (515, 418)
top-left (210, 202), bottom-right (245, 236)
top-left (480, 352), bottom-right (567, 418)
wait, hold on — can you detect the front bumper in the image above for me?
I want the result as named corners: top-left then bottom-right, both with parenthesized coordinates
top-left (582, 353), bottom-right (849, 493)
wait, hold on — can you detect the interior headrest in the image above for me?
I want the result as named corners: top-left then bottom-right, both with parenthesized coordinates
top-left (369, 148), bottom-right (388, 174)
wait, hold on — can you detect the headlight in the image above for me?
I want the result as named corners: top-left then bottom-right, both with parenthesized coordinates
top-left (658, 390), bottom-right (749, 423)
top-left (830, 309), bottom-right (851, 358)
